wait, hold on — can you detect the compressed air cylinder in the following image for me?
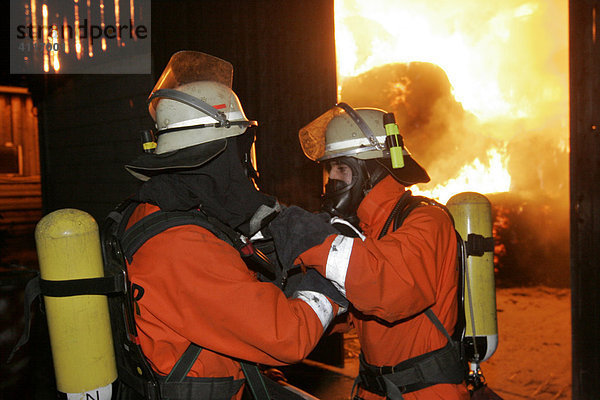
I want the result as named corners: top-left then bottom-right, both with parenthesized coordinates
top-left (447, 192), bottom-right (498, 363)
top-left (35, 209), bottom-right (117, 399)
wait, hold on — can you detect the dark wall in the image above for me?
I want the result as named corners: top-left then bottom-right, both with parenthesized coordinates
top-left (34, 0), bottom-right (336, 222)
top-left (570, 0), bottom-right (600, 398)
top-left (33, 74), bottom-right (154, 220)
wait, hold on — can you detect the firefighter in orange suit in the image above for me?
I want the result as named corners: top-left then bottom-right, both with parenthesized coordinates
top-left (119, 51), bottom-right (345, 400)
top-left (269, 104), bottom-right (469, 400)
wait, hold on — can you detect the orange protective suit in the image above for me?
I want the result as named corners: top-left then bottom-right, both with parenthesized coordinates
top-left (299, 176), bottom-right (469, 400)
top-left (126, 202), bottom-right (338, 399)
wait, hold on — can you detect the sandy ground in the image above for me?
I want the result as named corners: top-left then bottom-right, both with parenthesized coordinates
top-left (483, 287), bottom-right (571, 400)
top-left (298, 286), bottom-right (572, 400)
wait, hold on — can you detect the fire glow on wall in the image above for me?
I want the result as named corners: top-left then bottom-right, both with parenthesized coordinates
top-left (334, 0), bottom-right (569, 204)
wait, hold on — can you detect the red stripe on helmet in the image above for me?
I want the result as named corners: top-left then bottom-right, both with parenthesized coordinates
top-left (214, 104), bottom-right (227, 109)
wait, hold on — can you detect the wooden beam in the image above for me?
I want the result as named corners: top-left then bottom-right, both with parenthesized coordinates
top-left (569, 0), bottom-right (600, 398)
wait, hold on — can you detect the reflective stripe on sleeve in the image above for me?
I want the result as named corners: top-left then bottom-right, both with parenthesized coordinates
top-left (293, 290), bottom-right (334, 330)
top-left (325, 235), bottom-right (353, 296)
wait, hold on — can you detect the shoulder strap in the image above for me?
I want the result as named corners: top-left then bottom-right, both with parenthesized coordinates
top-left (378, 190), bottom-right (414, 239)
top-left (165, 343), bottom-right (203, 383)
top-left (379, 192), bottom-right (465, 341)
top-left (371, 192), bottom-right (467, 385)
top-left (378, 190), bottom-right (455, 240)
top-left (120, 207), bottom-right (229, 263)
top-left (240, 362), bottom-right (272, 400)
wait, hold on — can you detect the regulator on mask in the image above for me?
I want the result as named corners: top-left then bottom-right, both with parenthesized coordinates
top-left (322, 157), bottom-right (365, 225)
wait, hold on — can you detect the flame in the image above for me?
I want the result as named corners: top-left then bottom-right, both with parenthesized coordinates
top-left (63, 17), bottom-right (69, 53)
top-left (412, 148), bottom-right (511, 204)
top-left (334, 0), bottom-right (568, 202)
top-left (51, 27), bottom-right (60, 71)
top-left (42, 4), bottom-right (48, 72)
top-left (101, 0), bottom-right (107, 50)
top-left (114, 0), bottom-right (121, 47)
top-left (130, 0), bottom-right (135, 38)
top-left (31, 0), bottom-right (38, 44)
top-left (87, 0), bottom-right (93, 57)
top-left (74, 0), bottom-right (82, 59)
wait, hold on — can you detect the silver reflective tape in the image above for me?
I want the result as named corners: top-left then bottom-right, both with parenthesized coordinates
top-left (324, 136), bottom-right (385, 152)
top-left (325, 235), bottom-right (353, 296)
top-left (166, 111), bottom-right (245, 128)
top-left (324, 136), bottom-right (410, 155)
top-left (294, 290), bottom-right (334, 330)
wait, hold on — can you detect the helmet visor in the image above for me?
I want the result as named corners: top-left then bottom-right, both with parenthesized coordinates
top-left (149, 51), bottom-right (234, 119)
top-left (299, 105), bottom-right (386, 162)
top-left (299, 107), bottom-right (346, 161)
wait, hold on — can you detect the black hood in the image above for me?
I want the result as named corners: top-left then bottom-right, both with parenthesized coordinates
top-left (133, 136), bottom-right (275, 235)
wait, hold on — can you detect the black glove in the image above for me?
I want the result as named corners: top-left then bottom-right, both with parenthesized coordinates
top-left (294, 269), bottom-right (349, 310)
top-left (268, 205), bottom-right (338, 270)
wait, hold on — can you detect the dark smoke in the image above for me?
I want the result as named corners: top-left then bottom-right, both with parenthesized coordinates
top-left (340, 62), bottom-right (502, 186)
top-left (340, 62), bottom-right (570, 287)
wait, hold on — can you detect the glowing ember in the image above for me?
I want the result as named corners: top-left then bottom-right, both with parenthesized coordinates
top-left (42, 4), bottom-right (48, 72)
top-left (20, 0), bottom-right (144, 73)
top-left (30, 0), bottom-right (38, 44)
top-left (87, 0), bottom-right (93, 57)
top-left (74, 0), bottom-right (82, 59)
top-left (101, 0), bottom-right (107, 51)
top-left (51, 27), bottom-right (60, 71)
top-left (115, 0), bottom-right (121, 47)
top-left (62, 17), bottom-right (69, 53)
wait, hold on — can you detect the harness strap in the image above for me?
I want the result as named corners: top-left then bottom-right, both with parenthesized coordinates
top-left (117, 365), bottom-right (160, 400)
top-left (157, 375), bottom-right (245, 400)
top-left (38, 274), bottom-right (126, 297)
top-left (7, 271), bottom-right (126, 363)
top-left (357, 310), bottom-right (465, 398)
top-left (166, 344), bottom-right (203, 383)
top-left (120, 209), bottom-right (224, 263)
top-left (240, 362), bottom-right (272, 400)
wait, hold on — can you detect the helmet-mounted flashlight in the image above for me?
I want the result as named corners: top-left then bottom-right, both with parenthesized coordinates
top-left (383, 113), bottom-right (405, 169)
top-left (140, 129), bottom-right (157, 153)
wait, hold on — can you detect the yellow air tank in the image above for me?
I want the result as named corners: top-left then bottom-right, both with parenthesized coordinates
top-left (447, 192), bottom-right (498, 364)
top-left (35, 209), bottom-right (117, 399)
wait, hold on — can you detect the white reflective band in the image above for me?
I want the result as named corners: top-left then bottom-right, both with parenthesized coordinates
top-left (325, 136), bottom-right (410, 155)
top-left (166, 111), bottom-right (245, 129)
top-left (325, 136), bottom-right (385, 152)
top-left (294, 290), bottom-right (334, 330)
top-left (66, 382), bottom-right (113, 400)
top-left (325, 235), bottom-right (353, 296)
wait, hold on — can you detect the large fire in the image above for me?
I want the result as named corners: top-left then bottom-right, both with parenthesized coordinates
top-left (412, 148), bottom-right (511, 204)
top-left (334, 0), bottom-right (569, 203)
